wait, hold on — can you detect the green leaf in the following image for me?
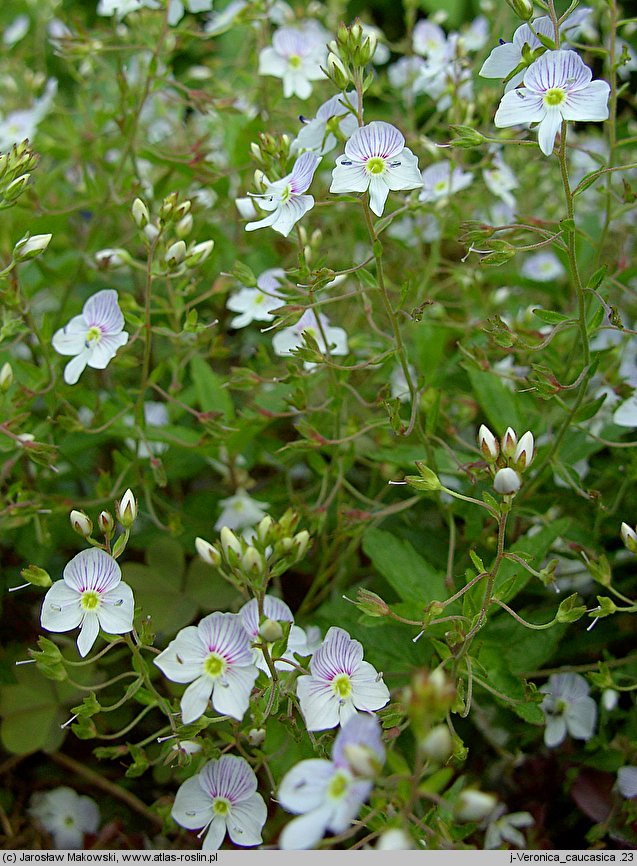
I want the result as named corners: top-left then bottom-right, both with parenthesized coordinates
top-left (362, 527), bottom-right (447, 606)
top-left (532, 308), bottom-right (571, 325)
top-left (190, 356), bottom-right (235, 419)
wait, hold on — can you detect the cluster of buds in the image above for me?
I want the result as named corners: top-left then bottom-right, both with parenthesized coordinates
top-left (324, 20), bottom-right (377, 90)
top-left (195, 509), bottom-right (310, 592)
top-left (621, 522), bottom-right (637, 554)
top-left (131, 195), bottom-right (214, 271)
top-left (478, 425), bottom-right (535, 497)
top-left (404, 668), bottom-right (456, 745)
top-left (249, 132), bottom-right (291, 177)
top-left (0, 140), bottom-right (39, 209)
top-left (69, 489), bottom-right (137, 557)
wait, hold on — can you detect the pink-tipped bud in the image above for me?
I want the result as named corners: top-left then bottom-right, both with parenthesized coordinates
top-left (98, 510), bottom-right (115, 538)
top-left (116, 489), bottom-right (137, 527)
top-left (478, 424), bottom-right (499, 461)
top-left (501, 427), bottom-right (518, 458)
top-left (493, 467), bottom-right (521, 496)
top-left (514, 431), bottom-right (535, 471)
top-left (70, 509), bottom-right (93, 538)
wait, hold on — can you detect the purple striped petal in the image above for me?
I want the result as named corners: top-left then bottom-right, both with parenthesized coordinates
top-left (290, 151), bottom-right (320, 194)
top-left (240, 595), bottom-right (294, 639)
top-left (82, 289), bottom-right (125, 335)
top-left (199, 755), bottom-right (258, 803)
top-left (310, 627), bottom-right (363, 680)
top-left (345, 121), bottom-right (404, 163)
top-left (197, 612), bottom-right (253, 666)
top-left (524, 49), bottom-right (591, 94)
top-left (63, 548), bottom-right (121, 593)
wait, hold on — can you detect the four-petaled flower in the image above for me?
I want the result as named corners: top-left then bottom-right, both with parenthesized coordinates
top-left (226, 268), bottom-right (285, 329)
top-left (246, 152), bottom-right (320, 237)
top-left (296, 626), bottom-right (390, 730)
top-left (540, 672), bottom-right (597, 747)
top-left (419, 160), bottom-right (474, 203)
top-left (330, 121), bottom-right (422, 216)
top-left (292, 93), bottom-right (359, 156)
top-left (494, 50), bottom-right (610, 156)
top-left (215, 489), bottom-right (270, 533)
top-left (51, 289), bottom-right (129, 385)
top-left (29, 787), bottom-right (100, 849)
top-left (258, 24), bottom-right (327, 99)
top-left (278, 714), bottom-right (385, 849)
top-left (171, 755), bottom-right (267, 851)
top-left (41, 548), bottom-right (135, 658)
top-left (154, 612), bottom-right (258, 724)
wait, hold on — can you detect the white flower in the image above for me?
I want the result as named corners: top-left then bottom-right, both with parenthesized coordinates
top-left (390, 363), bottom-right (416, 403)
top-left (258, 23), bottom-right (327, 99)
top-left (171, 755), bottom-right (266, 850)
top-left (292, 93), bottom-right (359, 156)
top-left (4, 15), bottom-right (30, 47)
top-left (520, 251), bottom-right (565, 282)
top-left (41, 548), bottom-right (134, 658)
top-left (227, 268), bottom-right (285, 329)
top-left (240, 594), bottom-right (298, 675)
top-left (97, 0), bottom-right (159, 18)
top-left (482, 152), bottom-right (518, 209)
top-left (51, 289), bottom-right (129, 385)
top-left (29, 787), bottom-right (99, 849)
top-left (0, 78), bottom-right (57, 151)
top-left (278, 714), bottom-right (385, 849)
top-left (413, 20), bottom-right (448, 62)
top-left (484, 805), bottom-right (534, 849)
top-left (493, 467), bottom-right (521, 495)
top-left (154, 612), bottom-right (259, 724)
top-left (167, 0), bottom-right (213, 26)
top-left (296, 626), bottom-right (390, 731)
top-left (540, 672), bottom-right (597, 747)
top-left (215, 489), bottom-right (269, 532)
top-left (124, 401), bottom-right (169, 457)
top-left (387, 56), bottom-right (430, 98)
top-left (494, 50), bottom-right (610, 157)
top-left (331, 121), bottom-right (422, 217)
top-left (245, 151), bottom-right (320, 237)
top-left (271, 310), bottom-right (348, 367)
top-left (419, 160), bottom-right (474, 203)
top-left (618, 766), bottom-right (637, 799)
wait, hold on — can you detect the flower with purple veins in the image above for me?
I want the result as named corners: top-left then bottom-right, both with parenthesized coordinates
top-left (240, 594), bottom-right (306, 675)
top-left (278, 714), bottom-right (385, 849)
top-left (292, 92), bottom-right (359, 156)
top-left (258, 24), bottom-right (327, 99)
top-left (154, 612), bottom-right (259, 724)
top-left (245, 151), bottom-right (320, 237)
top-left (171, 755), bottom-right (266, 850)
top-left (330, 121), bottom-right (422, 217)
top-left (494, 50), bottom-right (610, 157)
top-left (51, 289), bottom-right (129, 385)
top-left (296, 626), bottom-right (390, 731)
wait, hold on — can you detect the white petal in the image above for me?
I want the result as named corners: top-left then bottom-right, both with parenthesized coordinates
top-left (345, 122), bottom-right (404, 162)
top-left (279, 805), bottom-right (333, 850)
top-left (618, 767), bottom-right (637, 799)
top-left (613, 396), bottom-right (637, 427)
top-left (154, 626), bottom-right (205, 683)
top-left (172, 776), bottom-right (213, 830)
top-left (561, 80), bottom-right (610, 122)
top-left (83, 289), bottom-right (125, 334)
top-left (544, 715), bottom-right (566, 747)
top-left (51, 321), bottom-right (87, 356)
top-left (245, 211), bottom-right (279, 233)
top-left (350, 662), bottom-right (390, 711)
top-left (64, 548), bottom-right (121, 593)
top-left (258, 47), bottom-right (286, 77)
top-left (290, 151), bottom-right (320, 194)
top-left (328, 778), bottom-right (372, 833)
top-left (87, 332), bottom-right (129, 369)
top-left (479, 42), bottom-right (522, 78)
top-left (41, 582), bottom-right (83, 632)
top-left (330, 161), bottom-right (369, 195)
top-left (368, 176), bottom-right (389, 216)
top-left (384, 148), bottom-right (422, 191)
top-left (202, 816), bottom-right (227, 851)
top-left (271, 195), bottom-right (313, 237)
top-left (63, 351), bottom-right (91, 385)
top-left (297, 677), bottom-right (340, 731)
top-left (211, 664), bottom-right (258, 720)
top-left (537, 107), bottom-right (563, 156)
top-left (494, 89), bottom-right (545, 128)
top-left (181, 676), bottom-right (214, 724)
top-left (97, 582), bottom-right (135, 635)
top-left (565, 696), bottom-right (597, 740)
top-left (77, 613), bottom-right (100, 657)
top-left (278, 760), bottom-right (334, 814)
top-left (272, 326), bottom-right (302, 356)
top-left (226, 794), bottom-right (267, 846)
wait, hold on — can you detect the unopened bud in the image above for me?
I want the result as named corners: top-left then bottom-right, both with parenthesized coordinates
top-left (248, 727), bottom-right (266, 746)
top-left (493, 467), bottom-right (521, 495)
top-left (256, 515), bottom-right (273, 544)
top-left (602, 688), bottom-right (619, 711)
top-left (258, 618), bottom-right (283, 643)
top-left (513, 430), bottom-right (534, 471)
top-left (0, 362), bottom-right (13, 391)
top-left (326, 52), bottom-right (350, 89)
top-left (21, 564), bottom-right (52, 588)
top-left (501, 426), bottom-right (518, 458)
top-left (165, 240), bottom-right (186, 268)
top-left (376, 829), bottom-right (414, 850)
top-left (250, 142), bottom-right (263, 163)
top-left (132, 197), bottom-right (150, 228)
top-left (95, 248), bottom-right (130, 269)
top-left (4, 173), bottom-right (30, 201)
top-left (420, 724), bottom-right (453, 763)
top-left (220, 526), bottom-right (242, 563)
top-left (505, 0), bottom-right (534, 20)
top-left (478, 424), bottom-right (499, 461)
top-left (407, 668), bottom-right (456, 733)
top-left (621, 522), bottom-right (637, 554)
top-left (293, 529), bottom-right (310, 559)
top-left (359, 31), bottom-right (378, 65)
top-left (144, 223), bottom-right (160, 242)
top-left (173, 200), bottom-right (191, 221)
top-left (13, 233), bottom-right (52, 261)
top-left (70, 509), bottom-right (93, 538)
top-left (195, 537), bottom-right (221, 567)
top-left (454, 789), bottom-right (497, 823)
top-left (116, 489), bottom-right (137, 528)
top-left (342, 743), bottom-right (382, 778)
top-left (185, 239), bottom-right (214, 267)
top-left (242, 546), bottom-right (264, 576)
top-left (175, 213), bottom-right (193, 238)
top-left (98, 510), bottom-right (115, 538)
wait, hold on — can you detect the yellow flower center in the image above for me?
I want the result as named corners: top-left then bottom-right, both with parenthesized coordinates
top-left (332, 673), bottom-right (352, 700)
top-left (288, 54), bottom-right (302, 69)
top-left (86, 325), bottom-right (102, 344)
top-left (327, 770), bottom-right (349, 800)
top-left (80, 590), bottom-right (100, 611)
top-left (204, 652), bottom-right (227, 678)
top-left (366, 157), bottom-right (385, 175)
top-left (280, 184), bottom-right (292, 203)
top-left (213, 797), bottom-right (231, 815)
top-left (544, 87), bottom-right (565, 107)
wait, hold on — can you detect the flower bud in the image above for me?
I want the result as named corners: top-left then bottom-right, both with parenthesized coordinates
top-left (505, 0), bottom-right (534, 20)
top-left (621, 522), bottom-right (637, 554)
top-left (454, 789), bottom-right (497, 823)
top-left (185, 239), bottom-right (214, 267)
top-left (70, 509), bottom-right (93, 538)
top-left (256, 514), bottom-right (273, 544)
top-left (420, 723), bottom-right (453, 763)
top-left (173, 200), bottom-right (191, 221)
top-left (258, 618), bottom-right (283, 643)
top-left (248, 727), bottom-right (266, 746)
top-left (449, 125), bottom-right (487, 148)
top-left (602, 688), bottom-right (619, 711)
top-left (13, 233), bottom-right (52, 261)
top-left (144, 223), bottom-right (160, 242)
top-left (242, 546), bottom-right (264, 577)
top-left (116, 489), bottom-right (137, 528)
top-left (359, 31), bottom-right (378, 65)
top-left (0, 362), bottom-right (13, 392)
top-left (94, 248), bottom-right (130, 269)
top-left (175, 212), bottom-right (193, 238)
top-left (513, 430), bottom-right (534, 471)
top-left (406, 668), bottom-right (456, 734)
top-left (376, 829), bottom-right (414, 850)
top-left (493, 466), bottom-right (521, 495)
top-left (132, 197), bottom-right (150, 228)
top-left (4, 173), bottom-right (30, 201)
top-left (220, 526), bottom-right (242, 563)
top-left (21, 564), bottom-right (52, 588)
top-left (501, 426), bottom-right (518, 458)
top-left (292, 529), bottom-right (310, 559)
top-left (195, 537), bottom-right (221, 567)
top-left (326, 52), bottom-right (350, 89)
top-left (478, 424), bottom-right (499, 461)
top-left (164, 240), bottom-right (186, 268)
top-left (98, 510), bottom-right (115, 538)
top-left (354, 588), bottom-right (390, 617)
top-left (342, 743), bottom-right (382, 778)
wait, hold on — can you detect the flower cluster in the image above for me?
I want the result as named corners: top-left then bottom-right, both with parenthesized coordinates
top-left (478, 425), bottom-right (535, 496)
